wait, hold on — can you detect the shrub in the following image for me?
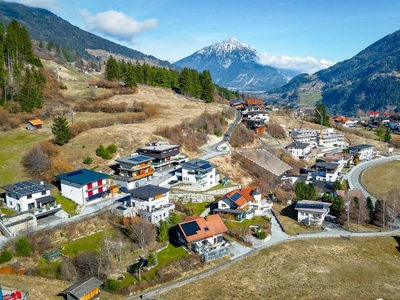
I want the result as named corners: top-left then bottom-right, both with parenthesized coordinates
top-left (107, 144), bottom-right (117, 154)
top-left (16, 236), bottom-right (32, 257)
top-left (96, 145), bottom-right (112, 159)
top-left (103, 279), bottom-right (120, 293)
top-left (83, 156), bottom-right (93, 165)
top-left (0, 249), bottom-right (12, 263)
top-left (255, 229), bottom-right (267, 239)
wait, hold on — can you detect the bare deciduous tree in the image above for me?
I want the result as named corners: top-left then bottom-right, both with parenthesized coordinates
top-left (387, 188), bottom-right (400, 228)
top-left (22, 143), bottom-right (51, 177)
top-left (128, 217), bottom-right (156, 250)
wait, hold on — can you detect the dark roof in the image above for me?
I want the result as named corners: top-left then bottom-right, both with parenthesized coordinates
top-left (349, 144), bottom-right (373, 151)
top-left (251, 188), bottom-right (262, 195)
top-left (315, 162), bottom-right (340, 170)
top-left (116, 155), bottom-right (154, 165)
top-left (36, 195), bottom-right (56, 204)
top-left (59, 277), bottom-right (102, 298)
top-left (130, 184), bottom-right (169, 199)
top-left (56, 169), bottom-right (109, 186)
top-left (1, 180), bottom-right (52, 197)
top-left (286, 142), bottom-right (310, 149)
top-left (181, 159), bottom-right (215, 171)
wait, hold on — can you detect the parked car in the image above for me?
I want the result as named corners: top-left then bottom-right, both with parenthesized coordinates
top-left (168, 180), bottom-right (179, 185)
top-left (119, 187), bottom-right (130, 193)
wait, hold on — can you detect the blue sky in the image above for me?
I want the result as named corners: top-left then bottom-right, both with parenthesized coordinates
top-left (7, 0), bottom-right (400, 73)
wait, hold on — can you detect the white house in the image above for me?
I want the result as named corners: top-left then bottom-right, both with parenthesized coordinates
top-left (295, 200), bottom-right (332, 225)
top-left (290, 128), bottom-right (345, 147)
top-left (285, 142), bottom-right (311, 158)
top-left (56, 169), bottom-right (109, 206)
top-left (348, 144), bottom-right (374, 160)
top-left (1, 180), bottom-right (60, 216)
top-left (312, 162), bottom-right (341, 182)
top-left (241, 111), bottom-right (269, 123)
top-left (129, 185), bottom-right (174, 224)
top-left (177, 159), bottom-right (219, 190)
top-left (212, 186), bottom-right (272, 221)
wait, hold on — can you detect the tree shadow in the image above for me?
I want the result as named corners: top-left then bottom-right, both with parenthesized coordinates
top-left (280, 204), bottom-right (297, 221)
top-left (392, 236), bottom-right (400, 253)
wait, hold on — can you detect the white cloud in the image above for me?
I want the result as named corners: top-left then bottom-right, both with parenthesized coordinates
top-left (4, 0), bottom-right (58, 11)
top-left (80, 9), bottom-right (158, 42)
top-left (258, 52), bottom-right (335, 74)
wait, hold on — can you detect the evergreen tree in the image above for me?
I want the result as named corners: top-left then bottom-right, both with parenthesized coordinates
top-left (384, 127), bottom-right (392, 143)
top-left (366, 196), bottom-right (374, 223)
top-left (314, 103), bottom-right (330, 127)
top-left (200, 70), bottom-right (214, 102)
top-left (18, 67), bottom-right (45, 112)
top-left (305, 183), bottom-right (317, 200)
top-left (376, 124), bottom-right (386, 141)
top-left (105, 56), bottom-right (119, 81)
top-left (295, 181), bottom-right (306, 200)
top-left (157, 220), bottom-right (169, 242)
top-left (51, 116), bottom-right (72, 146)
top-left (16, 236), bottom-right (31, 257)
top-left (333, 180), bottom-right (342, 191)
top-left (331, 195), bottom-right (343, 217)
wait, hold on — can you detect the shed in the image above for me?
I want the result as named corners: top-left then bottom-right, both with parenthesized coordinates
top-left (27, 119), bottom-right (43, 130)
top-left (43, 249), bottom-right (62, 262)
top-left (59, 277), bottom-right (102, 300)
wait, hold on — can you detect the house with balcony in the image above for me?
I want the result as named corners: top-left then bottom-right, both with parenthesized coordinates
top-left (1, 180), bottom-right (60, 217)
top-left (285, 142), bottom-right (311, 159)
top-left (290, 128), bottom-right (319, 145)
top-left (348, 144), bottom-right (374, 160)
top-left (239, 106), bottom-right (262, 114)
top-left (241, 110), bottom-right (269, 122)
top-left (290, 128), bottom-right (345, 147)
top-left (176, 215), bottom-right (230, 261)
top-left (177, 159), bottom-right (219, 190)
top-left (137, 142), bottom-right (188, 172)
top-left (311, 162), bottom-right (341, 182)
top-left (129, 184), bottom-right (174, 224)
top-left (56, 169), bottom-right (109, 206)
top-left (211, 186), bottom-right (272, 221)
top-left (114, 154), bottom-right (155, 189)
top-left (295, 200), bottom-right (332, 225)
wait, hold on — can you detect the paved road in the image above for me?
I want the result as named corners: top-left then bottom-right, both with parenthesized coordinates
top-left (347, 155), bottom-right (400, 202)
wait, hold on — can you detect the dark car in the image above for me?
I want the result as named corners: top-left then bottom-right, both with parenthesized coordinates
top-left (119, 187), bottom-right (130, 193)
top-left (168, 180), bottom-right (179, 185)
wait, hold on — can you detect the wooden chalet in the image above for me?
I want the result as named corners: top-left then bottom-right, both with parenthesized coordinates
top-left (59, 277), bottom-right (102, 300)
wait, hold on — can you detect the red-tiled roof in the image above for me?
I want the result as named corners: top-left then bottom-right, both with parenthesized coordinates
top-left (222, 186), bottom-right (263, 208)
top-left (179, 215), bottom-right (228, 243)
top-left (383, 112), bottom-right (391, 117)
top-left (369, 111), bottom-right (379, 116)
top-left (245, 99), bottom-right (263, 106)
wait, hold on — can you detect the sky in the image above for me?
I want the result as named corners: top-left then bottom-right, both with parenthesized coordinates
top-left (6, 0), bottom-right (400, 74)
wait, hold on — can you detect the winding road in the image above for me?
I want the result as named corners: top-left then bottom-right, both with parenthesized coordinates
top-left (347, 155), bottom-right (400, 203)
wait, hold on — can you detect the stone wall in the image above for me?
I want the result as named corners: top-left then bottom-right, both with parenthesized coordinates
top-left (170, 194), bottom-right (215, 204)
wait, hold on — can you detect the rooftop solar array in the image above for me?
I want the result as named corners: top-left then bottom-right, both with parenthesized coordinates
top-left (2, 180), bottom-right (50, 197)
top-left (296, 203), bottom-right (324, 210)
top-left (128, 155), bottom-right (153, 163)
top-left (230, 192), bottom-right (242, 202)
top-left (181, 221), bottom-right (200, 237)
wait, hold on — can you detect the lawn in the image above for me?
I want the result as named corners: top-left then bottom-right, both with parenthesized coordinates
top-left (0, 130), bottom-right (51, 186)
top-left (1, 207), bottom-right (16, 215)
top-left (184, 202), bottom-right (210, 216)
top-left (160, 236), bottom-right (400, 300)
top-left (224, 216), bottom-right (270, 234)
top-left (274, 203), bottom-right (323, 235)
top-left (59, 228), bottom-right (117, 255)
top-left (54, 194), bottom-right (78, 216)
top-left (362, 160), bottom-right (400, 198)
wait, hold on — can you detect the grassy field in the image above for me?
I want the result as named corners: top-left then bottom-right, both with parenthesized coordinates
top-left (362, 160), bottom-right (400, 198)
top-left (54, 194), bottom-right (78, 216)
top-left (297, 90), bottom-right (322, 107)
top-left (159, 236), bottom-right (400, 300)
top-left (0, 130), bottom-right (51, 185)
top-left (184, 202), bottom-right (210, 216)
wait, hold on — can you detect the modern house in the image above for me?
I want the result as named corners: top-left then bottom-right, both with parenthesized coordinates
top-left (290, 128), bottom-right (345, 147)
top-left (212, 186), bottom-right (272, 221)
top-left (245, 119), bottom-right (265, 135)
top-left (323, 153), bottom-right (353, 168)
top-left (114, 154), bottom-right (155, 189)
top-left (239, 106), bottom-right (262, 114)
top-left (285, 142), bottom-right (311, 158)
top-left (241, 110), bottom-right (269, 122)
top-left (1, 180), bottom-right (60, 217)
top-left (177, 159), bottom-right (219, 190)
top-left (311, 162), bottom-right (341, 182)
top-left (56, 169), bottom-right (110, 206)
top-left (290, 128), bottom-right (319, 145)
top-left (26, 119), bottom-right (43, 130)
top-left (348, 144), bottom-right (374, 160)
top-left (59, 277), bottom-right (102, 300)
top-left (137, 142), bottom-right (187, 171)
top-left (295, 200), bottom-right (332, 225)
top-left (176, 215), bottom-right (230, 261)
top-left (129, 184), bottom-right (174, 224)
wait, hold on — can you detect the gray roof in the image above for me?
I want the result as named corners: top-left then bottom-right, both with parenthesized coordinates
top-left (56, 169), bottom-right (109, 186)
top-left (286, 142), bottom-right (310, 149)
top-left (116, 155), bottom-right (154, 165)
top-left (315, 162), bottom-right (340, 170)
top-left (1, 180), bottom-right (52, 197)
top-left (181, 159), bottom-right (215, 171)
top-left (59, 277), bottom-right (102, 298)
top-left (130, 184), bottom-right (170, 198)
top-left (36, 195), bottom-right (56, 204)
top-left (138, 144), bottom-right (180, 152)
top-left (349, 144), bottom-right (373, 151)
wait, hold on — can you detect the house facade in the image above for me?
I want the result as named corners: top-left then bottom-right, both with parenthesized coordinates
top-left (1, 180), bottom-right (60, 216)
top-left (290, 128), bottom-right (345, 147)
top-left (285, 142), bottom-right (311, 158)
top-left (241, 111), bottom-right (269, 122)
top-left (176, 215), bottom-right (230, 261)
top-left (312, 162), bottom-right (341, 182)
top-left (212, 186), bottom-right (272, 221)
top-left (137, 142), bottom-right (187, 171)
top-left (56, 169), bottom-right (109, 206)
top-left (129, 185), bottom-right (174, 224)
top-left (295, 200), bottom-right (332, 225)
top-left (348, 144), bottom-right (374, 160)
top-left (177, 159), bottom-right (219, 190)
top-left (114, 154), bottom-right (155, 189)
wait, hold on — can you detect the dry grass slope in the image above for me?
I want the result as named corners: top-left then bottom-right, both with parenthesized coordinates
top-left (160, 236), bottom-right (400, 300)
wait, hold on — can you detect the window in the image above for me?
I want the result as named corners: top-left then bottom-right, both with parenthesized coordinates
top-left (27, 194), bottom-right (32, 199)
top-left (41, 191), bottom-right (46, 196)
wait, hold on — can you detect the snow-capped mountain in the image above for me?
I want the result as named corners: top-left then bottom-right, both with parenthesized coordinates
top-left (174, 37), bottom-right (297, 91)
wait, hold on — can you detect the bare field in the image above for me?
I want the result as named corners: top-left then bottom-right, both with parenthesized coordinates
top-left (362, 160), bottom-right (400, 198)
top-left (159, 236), bottom-right (400, 300)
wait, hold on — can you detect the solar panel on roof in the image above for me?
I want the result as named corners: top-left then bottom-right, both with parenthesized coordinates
top-left (181, 221), bottom-right (200, 237)
top-left (296, 203), bottom-right (324, 210)
top-left (202, 163), bottom-right (212, 169)
top-left (67, 170), bottom-right (83, 177)
top-left (230, 192), bottom-right (242, 201)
